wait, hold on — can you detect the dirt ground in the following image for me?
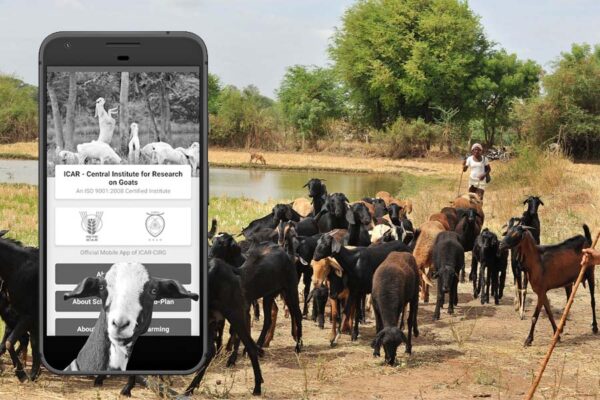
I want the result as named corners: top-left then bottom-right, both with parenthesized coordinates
top-left (1, 271), bottom-right (599, 400)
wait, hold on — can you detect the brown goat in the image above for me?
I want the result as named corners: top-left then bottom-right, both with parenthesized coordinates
top-left (371, 252), bottom-right (419, 365)
top-left (376, 191), bottom-right (413, 214)
top-left (440, 207), bottom-right (459, 231)
top-left (428, 213), bottom-right (451, 231)
top-left (499, 224), bottom-right (596, 346)
top-left (250, 152), bottom-right (267, 165)
top-left (311, 257), bottom-right (352, 345)
top-left (413, 220), bottom-right (446, 302)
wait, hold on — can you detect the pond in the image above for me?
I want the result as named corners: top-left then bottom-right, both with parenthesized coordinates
top-left (209, 167), bottom-right (405, 202)
top-left (0, 160), bottom-right (38, 186)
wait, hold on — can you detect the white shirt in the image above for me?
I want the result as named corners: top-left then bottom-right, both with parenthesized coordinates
top-left (465, 155), bottom-right (489, 181)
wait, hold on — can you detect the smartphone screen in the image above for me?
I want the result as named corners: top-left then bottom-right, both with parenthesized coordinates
top-left (41, 56), bottom-right (205, 372)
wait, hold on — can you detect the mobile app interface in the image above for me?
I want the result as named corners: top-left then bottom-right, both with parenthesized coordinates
top-left (45, 68), bottom-right (200, 346)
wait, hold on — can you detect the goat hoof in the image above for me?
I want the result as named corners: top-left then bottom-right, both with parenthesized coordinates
top-left (523, 338), bottom-right (533, 347)
top-left (593, 325), bottom-right (598, 334)
top-left (414, 329), bottom-right (419, 338)
top-left (120, 388), bottom-right (132, 397)
top-left (405, 347), bottom-right (412, 354)
top-left (373, 350), bottom-right (380, 357)
top-left (257, 348), bottom-right (265, 357)
top-left (252, 388), bottom-right (262, 396)
top-left (15, 370), bottom-right (28, 383)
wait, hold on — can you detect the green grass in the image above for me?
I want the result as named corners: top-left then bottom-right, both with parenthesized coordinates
top-left (0, 183), bottom-right (38, 245)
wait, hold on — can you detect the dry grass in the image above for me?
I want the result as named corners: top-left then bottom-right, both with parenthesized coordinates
top-left (209, 147), bottom-right (460, 176)
top-left (0, 141), bottom-right (38, 160)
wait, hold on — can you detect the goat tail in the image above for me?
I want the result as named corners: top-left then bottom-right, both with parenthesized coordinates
top-left (208, 218), bottom-right (217, 239)
top-left (583, 224), bottom-right (592, 245)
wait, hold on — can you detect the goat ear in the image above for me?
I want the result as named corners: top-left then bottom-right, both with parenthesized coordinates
top-left (373, 330), bottom-right (384, 350)
top-left (154, 278), bottom-right (199, 301)
top-left (64, 277), bottom-right (103, 300)
top-left (302, 181), bottom-right (309, 188)
top-left (331, 261), bottom-right (343, 277)
top-left (0, 229), bottom-right (8, 237)
top-left (331, 237), bottom-right (343, 254)
top-left (345, 208), bottom-right (356, 225)
top-left (523, 199), bottom-right (528, 205)
top-left (539, 199), bottom-right (544, 206)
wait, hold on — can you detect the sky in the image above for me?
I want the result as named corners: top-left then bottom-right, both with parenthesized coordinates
top-left (1, 0), bottom-right (600, 98)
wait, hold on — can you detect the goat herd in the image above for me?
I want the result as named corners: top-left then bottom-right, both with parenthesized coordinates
top-left (0, 178), bottom-right (598, 397)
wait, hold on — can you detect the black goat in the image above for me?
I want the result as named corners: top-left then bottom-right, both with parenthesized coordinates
top-left (303, 178), bottom-right (327, 216)
top-left (228, 243), bottom-right (303, 364)
top-left (313, 233), bottom-right (409, 340)
top-left (295, 233), bottom-right (323, 316)
top-left (362, 197), bottom-right (388, 219)
top-left (346, 202), bottom-right (372, 247)
top-left (318, 193), bottom-right (350, 232)
top-left (241, 204), bottom-right (302, 238)
top-left (472, 229), bottom-right (508, 305)
top-left (371, 252), bottom-right (419, 364)
top-left (0, 233), bottom-right (40, 381)
top-left (0, 290), bottom-right (29, 361)
top-left (521, 196), bottom-right (543, 244)
top-left (432, 231), bottom-right (465, 320)
top-left (185, 258), bottom-right (263, 396)
top-left (454, 208), bottom-right (481, 282)
top-left (307, 284), bottom-right (329, 329)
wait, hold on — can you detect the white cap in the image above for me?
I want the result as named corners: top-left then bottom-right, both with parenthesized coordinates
top-left (471, 143), bottom-right (483, 151)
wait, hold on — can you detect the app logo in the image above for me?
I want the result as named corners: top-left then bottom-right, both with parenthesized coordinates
top-left (146, 212), bottom-right (165, 237)
top-left (80, 211), bottom-right (103, 241)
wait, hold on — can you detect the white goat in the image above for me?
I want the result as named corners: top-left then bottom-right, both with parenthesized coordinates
top-left (57, 149), bottom-right (82, 165)
top-left (77, 141), bottom-right (122, 164)
top-left (63, 262), bottom-right (199, 372)
top-left (128, 123), bottom-right (140, 164)
top-left (140, 142), bottom-right (173, 163)
top-left (95, 97), bottom-right (117, 145)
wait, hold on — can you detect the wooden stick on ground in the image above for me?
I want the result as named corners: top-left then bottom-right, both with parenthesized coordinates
top-left (525, 230), bottom-right (600, 400)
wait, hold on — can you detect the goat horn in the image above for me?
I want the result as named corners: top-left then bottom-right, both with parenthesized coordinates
top-left (421, 271), bottom-right (434, 287)
top-left (520, 225), bottom-right (535, 230)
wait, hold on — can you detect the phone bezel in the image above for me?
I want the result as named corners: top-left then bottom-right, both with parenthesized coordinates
top-left (38, 31), bottom-right (208, 375)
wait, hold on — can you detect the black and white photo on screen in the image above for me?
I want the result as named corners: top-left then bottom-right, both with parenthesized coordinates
top-left (46, 71), bottom-right (200, 177)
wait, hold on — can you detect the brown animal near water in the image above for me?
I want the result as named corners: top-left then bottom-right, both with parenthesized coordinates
top-left (250, 152), bottom-right (267, 165)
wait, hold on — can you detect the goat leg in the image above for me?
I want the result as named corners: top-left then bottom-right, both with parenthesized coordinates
top-left (4, 319), bottom-right (29, 382)
top-left (185, 323), bottom-right (217, 396)
top-left (94, 375), bottom-right (107, 386)
top-left (256, 295), bottom-right (275, 348)
top-left (541, 294), bottom-right (559, 339)
top-left (262, 298), bottom-right (278, 348)
top-left (525, 300), bottom-right (542, 346)
top-left (329, 297), bottom-right (339, 347)
top-left (28, 330), bottom-right (40, 381)
top-left (223, 306), bottom-right (263, 395)
top-left (120, 375), bottom-right (136, 397)
top-left (588, 273), bottom-right (598, 334)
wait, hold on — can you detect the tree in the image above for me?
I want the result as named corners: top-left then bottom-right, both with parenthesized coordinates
top-left (329, 0), bottom-right (489, 128)
top-left (118, 72), bottom-right (130, 153)
top-left (471, 50), bottom-right (541, 146)
top-left (208, 73), bottom-right (222, 115)
top-left (0, 74), bottom-right (37, 144)
top-left (277, 65), bottom-right (346, 148)
top-left (63, 72), bottom-right (78, 150)
top-left (46, 73), bottom-right (64, 148)
top-left (517, 43), bottom-right (600, 159)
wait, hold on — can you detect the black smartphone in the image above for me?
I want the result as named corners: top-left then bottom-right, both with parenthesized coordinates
top-left (38, 32), bottom-right (207, 374)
